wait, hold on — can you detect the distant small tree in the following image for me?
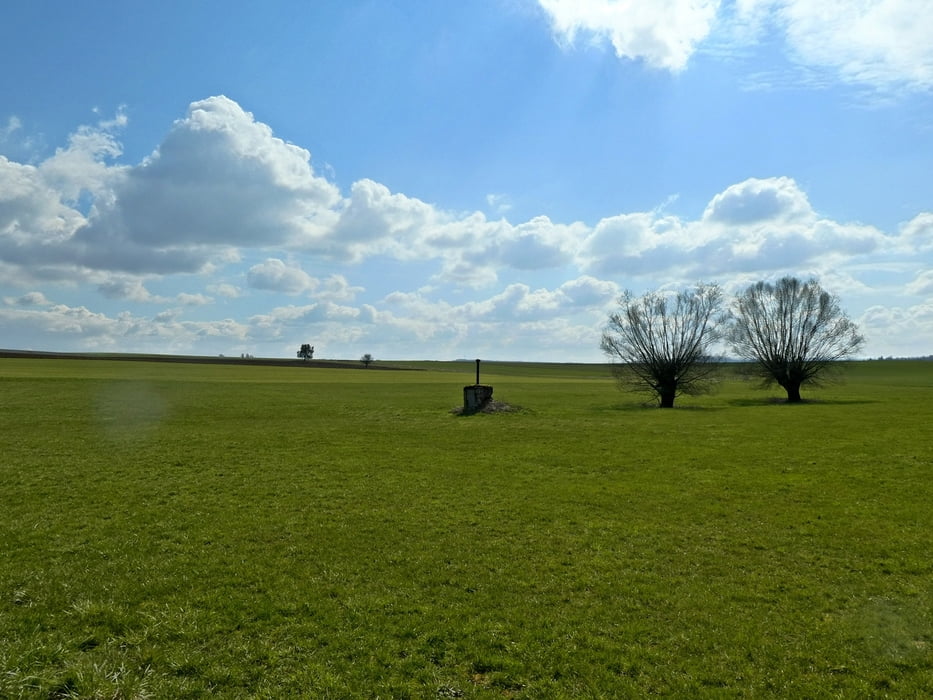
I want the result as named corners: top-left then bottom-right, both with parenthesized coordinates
top-left (360, 353), bottom-right (374, 368)
top-left (297, 344), bottom-right (314, 361)
top-left (600, 283), bottom-right (725, 408)
top-left (729, 276), bottom-right (864, 402)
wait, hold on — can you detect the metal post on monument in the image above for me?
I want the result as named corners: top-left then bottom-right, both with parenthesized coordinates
top-left (463, 357), bottom-right (493, 413)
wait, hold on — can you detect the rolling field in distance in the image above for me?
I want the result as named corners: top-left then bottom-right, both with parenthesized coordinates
top-left (1, 358), bottom-right (931, 697)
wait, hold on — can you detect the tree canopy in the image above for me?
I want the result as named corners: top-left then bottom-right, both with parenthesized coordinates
top-left (729, 277), bottom-right (864, 402)
top-left (601, 283), bottom-right (725, 408)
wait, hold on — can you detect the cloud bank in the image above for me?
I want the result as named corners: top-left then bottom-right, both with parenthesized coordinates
top-left (537, 0), bottom-right (933, 91)
top-left (1, 96), bottom-right (931, 359)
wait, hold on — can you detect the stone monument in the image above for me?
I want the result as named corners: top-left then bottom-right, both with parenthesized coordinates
top-left (463, 358), bottom-right (493, 412)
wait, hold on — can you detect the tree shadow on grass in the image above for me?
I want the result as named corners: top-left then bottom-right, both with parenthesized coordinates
top-left (727, 397), bottom-right (880, 407)
top-left (598, 402), bottom-right (724, 413)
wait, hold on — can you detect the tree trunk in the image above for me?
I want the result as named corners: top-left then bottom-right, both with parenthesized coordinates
top-left (785, 383), bottom-right (802, 403)
top-left (659, 391), bottom-right (676, 408)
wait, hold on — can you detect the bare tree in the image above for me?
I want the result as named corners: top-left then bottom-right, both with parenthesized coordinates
top-left (729, 277), bottom-right (864, 402)
top-left (600, 283), bottom-right (725, 408)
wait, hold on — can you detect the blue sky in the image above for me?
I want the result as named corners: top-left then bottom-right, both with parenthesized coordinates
top-left (1, 0), bottom-right (931, 361)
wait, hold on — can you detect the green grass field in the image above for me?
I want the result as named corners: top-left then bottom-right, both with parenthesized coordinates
top-left (1, 358), bottom-right (931, 698)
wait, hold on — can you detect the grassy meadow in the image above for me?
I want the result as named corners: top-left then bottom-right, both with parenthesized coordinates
top-left (1, 357), bottom-right (931, 698)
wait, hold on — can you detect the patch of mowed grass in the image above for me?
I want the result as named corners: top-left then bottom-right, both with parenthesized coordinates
top-left (1, 358), bottom-right (931, 697)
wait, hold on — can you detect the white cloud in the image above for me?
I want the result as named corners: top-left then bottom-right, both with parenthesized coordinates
top-left (558, 275), bottom-right (620, 306)
top-left (733, 0), bottom-right (933, 92)
top-left (0, 300), bottom-right (251, 353)
top-left (4, 98), bottom-right (909, 301)
top-left (906, 270), bottom-right (933, 296)
top-left (581, 177), bottom-right (888, 277)
top-left (2, 99), bottom-right (578, 288)
top-left (777, 0), bottom-right (933, 91)
top-left (898, 212), bottom-right (933, 252)
top-left (486, 193), bottom-right (513, 215)
top-left (208, 283), bottom-right (241, 299)
top-left (317, 274), bottom-right (364, 303)
top-left (860, 301), bottom-right (933, 356)
top-left (0, 157), bottom-right (87, 250)
top-left (0, 116), bottom-right (22, 141)
top-left (176, 293), bottom-right (212, 306)
top-left (75, 96), bottom-right (342, 274)
top-left (98, 278), bottom-right (165, 303)
top-left (538, 0), bottom-right (933, 92)
top-left (4, 291), bottom-right (51, 307)
top-left (96, 278), bottom-right (215, 307)
top-left (247, 258), bottom-right (318, 295)
top-left (702, 176), bottom-right (813, 224)
top-left (498, 216), bottom-right (580, 270)
top-left (0, 98), bottom-right (930, 360)
top-left (328, 182), bottom-right (582, 285)
top-left (246, 259), bottom-right (363, 301)
top-left (538, 0), bottom-right (721, 71)
top-left (39, 116), bottom-right (125, 202)
top-left (331, 178), bottom-right (439, 260)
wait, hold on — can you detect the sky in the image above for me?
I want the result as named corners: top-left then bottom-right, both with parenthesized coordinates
top-left (1, 0), bottom-right (931, 362)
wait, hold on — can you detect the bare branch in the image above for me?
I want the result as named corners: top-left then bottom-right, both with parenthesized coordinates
top-left (729, 277), bottom-right (864, 402)
top-left (601, 283), bottom-right (725, 408)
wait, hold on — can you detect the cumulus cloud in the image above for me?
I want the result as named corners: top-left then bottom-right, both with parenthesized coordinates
top-left (498, 216), bottom-right (581, 270)
top-left (0, 97), bottom-right (351, 281)
top-left (702, 176), bottom-right (813, 224)
top-left (0, 98), bottom-right (580, 289)
top-left (774, 0), bottom-right (933, 91)
top-left (383, 276), bottom-right (616, 328)
top-left (558, 275), bottom-right (620, 305)
top-left (898, 213), bottom-right (933, 252)
top-left (3, 98), bottom-right (916, 300)
top-left (860, 301), bottom-right (933, 356)
top-left (98, 278), bottom-right (165, 303)
top-left (376, 280), bottom-right (615, 359)
top-left (176, 293), bottom-right (212, 306)
top-left (75, 96), bottom-right (342, 274)
top-left (0, 109), bottom-right (125, 282)
top-left (538, 0), bottom-right (721, 71)
top-left (246, 258), bottom-right (363, 301)
top-left (0, 157), bottom-right (87, 250)
top-left (97, 278), bottom-right (215, 307)
top-left (581, 176), bottom-right (888, 277)
top-left (209, 283), bottom-right (241, 299)
top-left (906, 270), bottom-right (933, 296)
top-left (39, 119), bottom-right (125, 202)
top-left (538, 0), bottom-right (933, 92)
top-left (732, 0), bottom-right (933, 92)
top-left (327, 181), bottom-right (581, 284)
top-left (247, 258), bottom-right (319, 295)
top-left (0, 298), bottom-right (251, 354)
top-left (4, 291), bottom-right (51, 307)
top-left (317, 274), bottom-right (364, 303)
top-left (0, 97), bottom-right (929, 360)
top-left (331, 179), bottom-right (439, 260)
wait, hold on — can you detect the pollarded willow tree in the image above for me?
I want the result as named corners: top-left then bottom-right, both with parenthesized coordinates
top-left (729, 276), bottom-right (864, 403)
top-left (600, 283), bottom-right (725, 408)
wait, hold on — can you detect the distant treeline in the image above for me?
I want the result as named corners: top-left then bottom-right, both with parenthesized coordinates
top-left (0, 349), bottom-right (412, 370)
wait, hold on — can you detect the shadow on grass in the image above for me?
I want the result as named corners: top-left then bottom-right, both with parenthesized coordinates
top-left (451, 400), bottom-right (527, 416)
top-left (727, 397), bottom-right (881, 407)
top-left (598, 402), bottom-right (724, 413)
